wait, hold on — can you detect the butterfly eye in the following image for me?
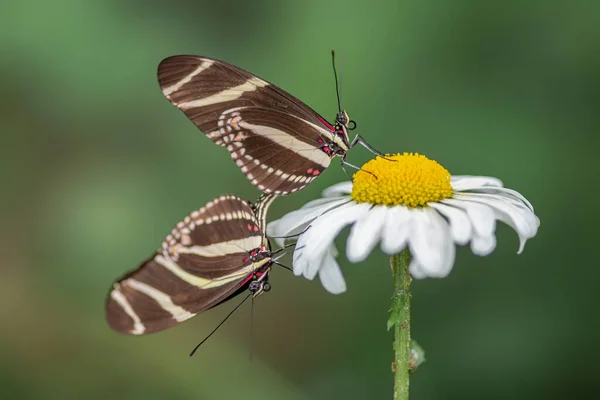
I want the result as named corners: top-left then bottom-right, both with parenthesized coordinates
top-left (249, 281), bottom-right (261, 294)
top-left (336, 112), bottom-right (348, 125)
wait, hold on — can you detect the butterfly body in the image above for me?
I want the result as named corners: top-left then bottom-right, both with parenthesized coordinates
top-left (158, 56), bottom-right (355, 195)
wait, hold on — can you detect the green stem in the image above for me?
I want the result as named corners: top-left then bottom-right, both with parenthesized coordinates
top-left (391, 249), bottom-right (411, 399)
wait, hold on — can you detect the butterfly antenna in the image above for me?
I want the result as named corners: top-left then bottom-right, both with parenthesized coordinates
top-left (272, 248), bottom-right (297, 263)
top-left (338, 53), bottom-right (344, 108)
top-left (272, 261), bottom-right (293, 272)
top-left (331, 49), bottom-right (342, 112)
top-left (272, 245), bottom-right (306, 272)
top-left (270, 242), bottom-right (298, 257)
top-left (249, 296), bottom-right (255, 361)
top-left (189, 293), bottom-right (251, 357)
top-left (272, 243), bottom-right (306, 263)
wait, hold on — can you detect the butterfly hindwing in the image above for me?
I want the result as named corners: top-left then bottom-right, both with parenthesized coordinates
top-left (211, 106), bottom-right (333, 194)
top-left (105, 195), bottom-right (272, 335)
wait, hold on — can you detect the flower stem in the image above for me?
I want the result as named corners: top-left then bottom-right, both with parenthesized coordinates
top-left (390, 249), bottom-right (411, 399)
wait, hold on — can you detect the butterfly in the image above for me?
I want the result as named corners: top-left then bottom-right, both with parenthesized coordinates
top-left (157, 53), bottom-right (378, 196)
top-left (105, 194), bottom-right (278, 336)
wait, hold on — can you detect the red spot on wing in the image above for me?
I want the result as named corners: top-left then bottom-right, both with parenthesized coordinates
top-left (247, 224), bottom-right (252, 231)
top-left (313, 169), bottom-right (320, 176)
top-left (253, 225), bottom-right (259, 232)
top-left (307, 168), bottom-right (313, 174)
top-left (243, 257), bottom-right (249, 263)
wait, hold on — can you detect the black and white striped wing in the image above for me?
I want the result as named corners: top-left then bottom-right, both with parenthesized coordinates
top-left (158, 56), bottom-right (337, 195)
top-left (106, 195), bottom-right (271, 335)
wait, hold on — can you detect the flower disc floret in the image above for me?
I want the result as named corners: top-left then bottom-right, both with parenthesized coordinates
top-left (351, 153), bottom-right (454, 208)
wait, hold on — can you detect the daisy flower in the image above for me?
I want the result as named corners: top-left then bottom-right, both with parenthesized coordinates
top-left (267, 153), bottom-right (539, 294)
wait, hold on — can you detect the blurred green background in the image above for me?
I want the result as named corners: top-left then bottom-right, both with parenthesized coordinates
top-left (1, 0), bottom-right (598, 398)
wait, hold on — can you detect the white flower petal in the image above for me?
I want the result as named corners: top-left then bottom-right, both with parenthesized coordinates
top-left (407, 208), bottom-right (454, 277)
top-left (380, 206), bottom-right (412, 254)
top-left (295, 202), bottom-right (370, 279)
top-left (454, 193), bottom-right (538, 253)
top-left (318, 246), bottom-right (346, 294)
top-left (267, 197), bottom-right (351, 247)
top-left (322, 181), bottom-right (353, 197)
top-left (461, 187), bottom-right (535, 212)
top-left (301, 196), bottom-right (350, 210)
top-left (442, 198), bottom-right (496, 238)
top-left (292, 245), bottom-right (308, 277)
top-left (428, 202), bottom-right (473, 245)
top-left (470, 234), bottom-right (496, 256)
top-left (409, 259), bottom-right (428, 279)
top-left (451, 176), bottom-right (504, 191)
top-left (434, 211), bottom-right (456, 277)
top-left (346, 205), bottom-right (388, 262)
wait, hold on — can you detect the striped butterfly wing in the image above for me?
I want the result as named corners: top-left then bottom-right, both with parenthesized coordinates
top-left (106, 195), bottom-right (274, 335)
top-left (158, 56), bottom-right (337, 195)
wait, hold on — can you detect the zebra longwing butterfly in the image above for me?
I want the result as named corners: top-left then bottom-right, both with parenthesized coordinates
top-left (106, 194), bottom-right (277, 335)
top-left (158, 54), bottom-right (364, 196)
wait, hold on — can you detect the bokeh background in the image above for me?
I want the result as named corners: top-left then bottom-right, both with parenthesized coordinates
top-left (2, 0), bottom-right (598, 398)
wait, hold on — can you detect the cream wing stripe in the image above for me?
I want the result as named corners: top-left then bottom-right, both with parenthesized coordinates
top-left (238, 121), bottom-right (331, 168)
top-left (124, 279), bottom-right (196, 322)
top-left (177, 236), bottom-right (262, 257)
top-left (162, 60), bottom-right (214, 96)
top-left (179, 77), bottom-right (268, 110)
top-left (110, 287), bottom-right (146, 335)
top-left (154, 254), bottom-right (252, 289)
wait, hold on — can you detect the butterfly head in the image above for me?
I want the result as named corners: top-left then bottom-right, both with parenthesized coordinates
top-left (248, 268), bottom-right (272, 297)
top-left (332, 110), bottom-right (356, 153)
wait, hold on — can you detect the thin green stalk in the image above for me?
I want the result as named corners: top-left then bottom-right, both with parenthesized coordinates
top-left (389, 249), bottom-right (411, 399)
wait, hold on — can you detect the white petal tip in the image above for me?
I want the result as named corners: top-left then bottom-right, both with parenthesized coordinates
top-left (381, 243), bottom-right (407, 256)
top-left (469, 234), bottom-right (496, 256)
top-left (324, 285), bottom-right (347, 295)
top-left (346, 251), bottom-right (368, 264)
top-left (322, 182), bottom-right (353, 197)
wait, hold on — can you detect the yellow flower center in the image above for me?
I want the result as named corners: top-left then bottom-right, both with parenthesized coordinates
top-left (351, 153), bottom-right (453, 207)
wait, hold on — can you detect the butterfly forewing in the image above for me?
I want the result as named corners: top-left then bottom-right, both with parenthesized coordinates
top-left (158, 56), bottom-right (338, 195)
top-left (106, 195), bottom-right (273, 335)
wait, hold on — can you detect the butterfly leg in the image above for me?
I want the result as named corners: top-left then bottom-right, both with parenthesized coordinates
top-left (340, 160), bottom-right (355, 181)
top-left (271, 242), bottom-right (299, 256)
top-left (350, 132), bottom-right (361, 148)
top-left (351, 134), bottom-right (390, 158)
top-left (271, 261), bottom-right (293, 272)
top-left (272, 244), bottom-right (306, 271)
top-left (340, 157), bottom-right (378, 180)
top-left (269, 225), bottom-right (311, 240)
